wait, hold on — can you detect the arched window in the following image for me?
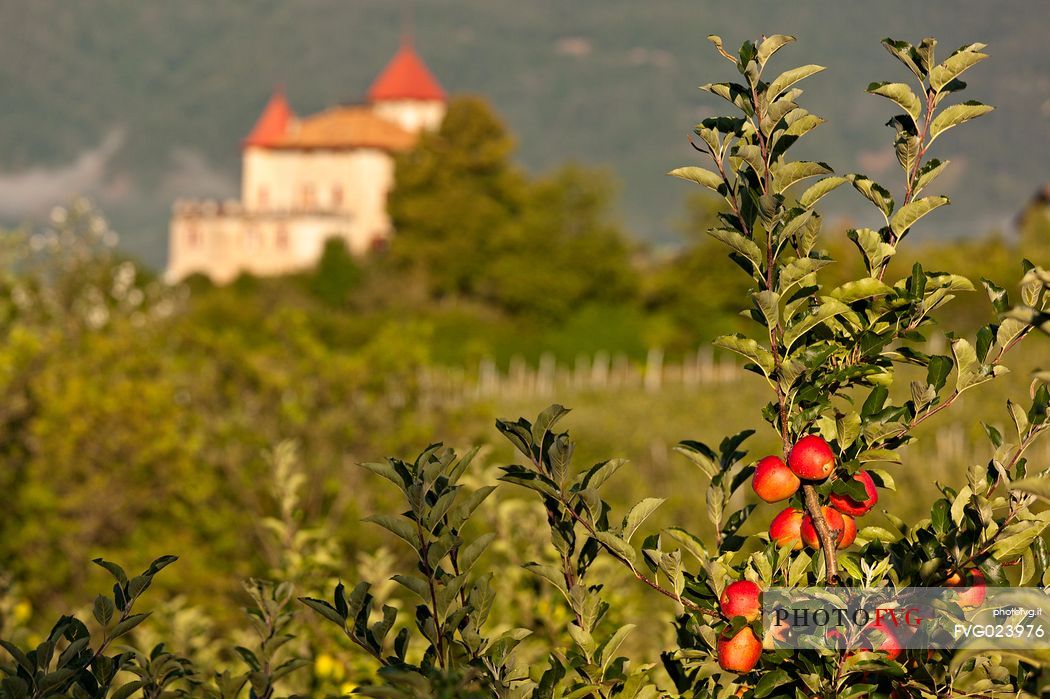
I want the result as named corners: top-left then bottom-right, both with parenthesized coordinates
top-left (331, 184), bottom-right (344, 209)
top-left (257, 186), bottom-right (269, 210)
top-left (275, 223), bottom-right (289, 250)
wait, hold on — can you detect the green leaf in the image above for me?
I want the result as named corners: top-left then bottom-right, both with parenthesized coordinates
top-left (622, 498), bottom-right (665, 543)
top-left (881, 38), bottom-right (923, 79)
top-left (914, 37), bottom-right (937, 74)
top-left (890, 196), bottom-right (949, 238)
top-left (798, 176), bottom-right (848, 208)
top-left (0, 640), bottom-right (33, 675)
top-left (990, 516), bottom-right (1050, 558)
top-left (913, 159), bottom-right (949, 196)
top-left (579, 458), bottom-right (627, 491)
top-left (363, 514), bottom-right (422, 551)
top-left (667, 166), bottom-right (724, 193)
top-left (892, 129), bottom-right (920, 175)
top-left (1010, 478), bottom-right (1050, 502)
top-left (756, 34), bottom-right (795, 66)
top-left (359, 461), bottom-right (408, 492)
top-left (780, 112), bottom-right (825, 141)
top-left (867, 82), bottom-right (922, 123)
top-left (783, 297), bottom-right (851, 351)
top-left (595, 531), bottom-right (640, 569)
top-left (772, 161), bottom-right (833, 194)
top-left (459, 532), bottom-right (495, 572)
top-left (753, 290), bottom-right (780, 328)
top-left (926, 354), bottom-right (954, 390)
top-left (767, 64), bottom-right (825, 101)
top-left (787, 551), bottom-right (811, 586)
top-left (708, 228), bottom-right (763, 270)
top-left (830, 277), bottom-right (894, 303)
top-left (523, 563), bottom-right (570, 599)
top-left (300, 597), bottom-right (346, 627)
top-left (532, 404), bottom-right (570, 446)
top-left (665, 527), bottom-right (708, 563)
top-left (930, 46), bottom-right (988, 91)
top-left (856, 449), bottom-right (901, 464)
top-left (858, 526), bottom-right (900, 543)
top-left (950, 338), bottom-right (985, 391)
top-left (92, 558), bottom-right (128, 586)
top-left (111, 681), bottom-right (146, 699)
top-left (846, 174), bottom-right (894, 219)
top-left (93, 594), bottom-right (115, 626)
top-left (733, 144), bottom-right (765, 174)
top-left (598, 624), bottom-right (636, 669)
top-left (867, 468), bottom-right (896, 491)
top-left (929, 101), bottom-right (994, 142)
top-left (848, 228), bottom-right (896, 275)
top-left (762, 98), bottom-right (800, 135)
top-left (753, 668), bottom-right (790, 698)
top-left (391, 574), bottom-right (430, 603)
top-left (780, 256), bottom-right (831, 293)
top-left (931, 498), bottom-right (950, 534)
top-left (110, 612), bottom-right (150, 640)
top-left (950, 485), bottom-right (973, 525)
top-left (714, 334), bottom-right (775, 374)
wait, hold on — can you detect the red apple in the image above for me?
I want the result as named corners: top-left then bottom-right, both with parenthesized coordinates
top-left (720, 580), bottom-right (762, 622)
top-left (800, 507), bottom-right (845, 549)
top-left (862, 619), bottom-right (902, 661)
top-left (717, 626), bottom-right (762, 673)
top-left (837, 513), bottom-right (857, 549)
top-left (829, 470), bottom-right (878, 516)
top-left (946, 568), bottom-right (987, 607)
top-left (769, 507), bottom-right (805, 550)
top-left (752, 455), bottom-right (801, 502)
top-left (788, 435), bottom-right (835, 480)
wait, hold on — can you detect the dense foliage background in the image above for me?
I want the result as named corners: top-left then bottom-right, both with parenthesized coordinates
top-left (2, 69), bottom-right (1050, 694)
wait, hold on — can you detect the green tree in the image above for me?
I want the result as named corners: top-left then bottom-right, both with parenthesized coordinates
top-left (389, 96), bottom-right (527, 299)
top-left (480, 165), bottom-right (638, 320)
top-left (390, 99), bottom-right (638, 321)
top-left (307, 237), bottom-right (362, 307)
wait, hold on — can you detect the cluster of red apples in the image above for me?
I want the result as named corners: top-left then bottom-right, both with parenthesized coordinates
top-left (717, 434), bottom-right (878, 674)
top-left (714, 434), bottom-right (988, 674)
top-left (756, 435), bottom-right (877, 552)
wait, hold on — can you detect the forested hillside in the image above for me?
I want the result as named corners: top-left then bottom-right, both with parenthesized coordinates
top-left (1, 0), bottom-right (1047, 266)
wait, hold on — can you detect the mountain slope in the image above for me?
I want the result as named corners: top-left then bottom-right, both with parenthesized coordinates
top-left (1, 0), bottom-right (1047, 267)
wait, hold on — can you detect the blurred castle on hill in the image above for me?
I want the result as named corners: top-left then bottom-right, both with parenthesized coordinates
top-left (167, 39), bottom-right (445, 283)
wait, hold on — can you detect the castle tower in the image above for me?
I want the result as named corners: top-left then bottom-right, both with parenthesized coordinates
top-left (242, 89), bottom-right (294, 212)
top-left (367, 37), bottom-right (446, 133)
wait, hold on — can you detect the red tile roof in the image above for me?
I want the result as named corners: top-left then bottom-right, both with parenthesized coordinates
top-left (367, 43), bottom-right (446, 102)
top-left (242, 89), bottom-right (294, 148)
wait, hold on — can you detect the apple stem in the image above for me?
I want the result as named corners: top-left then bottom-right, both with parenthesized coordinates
top-left (802, 484), bottom-right (839, 584)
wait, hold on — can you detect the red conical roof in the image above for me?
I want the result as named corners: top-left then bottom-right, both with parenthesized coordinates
top-left (367, 42), bottom-right (446, 102)
top-left (243, 89), bottom-right (294, 148)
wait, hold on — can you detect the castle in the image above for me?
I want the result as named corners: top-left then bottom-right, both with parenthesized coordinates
top-left (166, 40), bottom-right (446, 283)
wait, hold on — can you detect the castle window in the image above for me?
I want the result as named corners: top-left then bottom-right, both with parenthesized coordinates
top-left (257, 186), bottom-right (269, 210)
top-left (331, 184), bottom-right (344, 209)
top-left (245, 228), bottom-right (263, 250)
top-left (186, 223), bottom-right (201, 248)
top-left (300, 184), bottom-right (316, 211)
top-left (276, 224), bottom-right (289, 250)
